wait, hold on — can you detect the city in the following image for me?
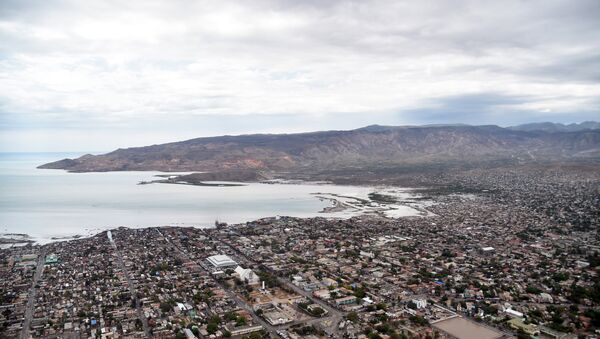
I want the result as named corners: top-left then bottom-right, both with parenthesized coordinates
top-left (2, 167), bottom-right (598, 338)
top-left (1, 1), bottom-right (600, 338)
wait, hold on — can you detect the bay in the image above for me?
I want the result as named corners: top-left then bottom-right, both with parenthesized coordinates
top-left (0, 153), bottom-right (422, 243)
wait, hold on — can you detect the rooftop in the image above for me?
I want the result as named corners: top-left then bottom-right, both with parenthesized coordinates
top-left (206, 254), bottom-right (237, 268)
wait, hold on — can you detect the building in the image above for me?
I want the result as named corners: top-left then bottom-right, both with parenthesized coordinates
top-left (45, 254), bottom-right (59, 265)
top-left (234, 266), bottom-right (260, 284)
top-left (206, 255), bottom-right (238, 270)
top-left (313, 289), bottom-right (331, 300)
top-left (411, 299), bottom-right (428, 309)
top-left (539, 292), bottom-right (553, 303)
top-left (335, 296), bottom-right (357, 306)
top-left (226, 325), bottom-right (263, 337)
top-left (504, 308), bottom-right (524, 318)
top-left (480, 246), bottom-right (495, 255)
top-left (20, 254), bottom-right (37, 261)
top-left (539, 326), bottom-right (569, 339)
top-left (263, 309), bottom-right (292, 325)
top-left (508, 318), bottom-right (538, 336)
top-left (183, 328), bottom-right (198, 339)
top-left (16, 254), bottom-right (37, 267)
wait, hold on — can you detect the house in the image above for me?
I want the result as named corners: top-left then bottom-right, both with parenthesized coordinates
top-left (335, 296), bottom-right (357, 306)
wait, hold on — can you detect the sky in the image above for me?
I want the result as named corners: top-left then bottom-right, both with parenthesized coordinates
top-left (1, 0), bottom-right (599, 152)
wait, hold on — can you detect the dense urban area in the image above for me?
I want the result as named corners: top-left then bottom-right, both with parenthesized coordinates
top-left (1, 166), bottom-right (599, 339)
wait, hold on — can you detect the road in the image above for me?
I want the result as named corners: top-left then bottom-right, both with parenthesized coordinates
top-left (453, 296), bottom-right (586, 310)
top-left (20, 248), bottom-right (46, 339)
top-left (109, 231), bottom-right (152, 339)
top-left (154, 229), bottom-right (282, 337)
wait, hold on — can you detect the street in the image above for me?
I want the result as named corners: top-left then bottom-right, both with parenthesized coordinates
top-left (109, 231), bottom-right (153, 339)
top-left (20, 248), bottom-right (46, 339)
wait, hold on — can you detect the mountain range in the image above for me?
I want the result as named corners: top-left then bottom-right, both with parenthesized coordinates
top-left (507, 121), bottom-right (600, 133)
top-left (39, 123), bottom-right (600, 181)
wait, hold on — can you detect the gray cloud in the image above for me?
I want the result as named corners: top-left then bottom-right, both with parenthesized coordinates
top-left (401, 92), bottom-right (600, 126)
top-left (0, 0), bottom-right (599, 151)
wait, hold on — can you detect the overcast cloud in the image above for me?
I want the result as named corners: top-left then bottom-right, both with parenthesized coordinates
top-left (1, 0), bottom-right (599, 151)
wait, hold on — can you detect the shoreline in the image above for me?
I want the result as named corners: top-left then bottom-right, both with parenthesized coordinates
top-left (2, 186), bottom-right (438, 246)
top-left (139, 179), bottom-right (246, 187)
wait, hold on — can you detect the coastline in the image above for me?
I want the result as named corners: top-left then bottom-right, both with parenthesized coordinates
top-left (1, 184), bottom-right (437, 246)
top-left (2, 153), bottom-right (439, 244)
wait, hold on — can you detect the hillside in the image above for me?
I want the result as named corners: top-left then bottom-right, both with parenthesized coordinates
top-left (39, 125), bottom-right (600, 177)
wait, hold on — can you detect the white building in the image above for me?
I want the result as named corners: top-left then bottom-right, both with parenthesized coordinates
top-left (505, 308), bottom-right (524, 318)
top-left (411, 299), bottom-right (428, 309)
top-left (539, 293), bottom-right (554, 304)
top-left (263, 309), bottom-right (292, 325)
top-left (481, 246), bottom-right (495, 254)
top-left (235, 266), bottom-right (260, 285)
top-left (226, 325), bottom-right (263, 337)
top-left (206, 255), bottom-right (238, 269)
top-left (183, 328), bottom-right (197, 339)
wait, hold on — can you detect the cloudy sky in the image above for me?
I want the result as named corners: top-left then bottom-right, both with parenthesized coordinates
top-left (1, 0), bottom-right (599, 151)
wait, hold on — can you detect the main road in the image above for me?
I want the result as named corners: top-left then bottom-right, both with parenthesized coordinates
top-left (20, 248), bottom-right (46, 339)
top-left (108, 231), bottom-right (152, 339)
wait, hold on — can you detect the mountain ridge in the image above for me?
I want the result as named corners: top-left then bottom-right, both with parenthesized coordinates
top-left (39, 123), bottom-right (600, 176)
top-left (507, 121), bottom-right (600, 132)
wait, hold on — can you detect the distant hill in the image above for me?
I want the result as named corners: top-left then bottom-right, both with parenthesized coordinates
top-left (508, 121), bottom-right (600, 133)
top-left (39, 124), bottom-right (600, 175)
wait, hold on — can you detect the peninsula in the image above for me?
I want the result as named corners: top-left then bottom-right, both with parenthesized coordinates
top-left (38, 124), bottom-right (600, 185)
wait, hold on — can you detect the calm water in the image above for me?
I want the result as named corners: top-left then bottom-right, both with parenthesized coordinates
top-left (0, 152), bottom-right (389, 242)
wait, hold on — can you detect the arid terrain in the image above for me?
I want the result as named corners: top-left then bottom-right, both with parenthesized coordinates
top-left (39, 124), bottom-right (600, 185)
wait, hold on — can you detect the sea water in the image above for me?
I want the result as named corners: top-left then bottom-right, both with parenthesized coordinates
top-left (0, 152), bottom-right (421, 243)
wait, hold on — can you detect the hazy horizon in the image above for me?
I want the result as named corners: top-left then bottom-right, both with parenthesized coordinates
top-left (2, 120), bottom-right (598, 154)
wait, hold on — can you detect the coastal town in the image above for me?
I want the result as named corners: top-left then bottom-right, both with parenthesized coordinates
top-left (1, 167), bottom-right (599, 339)
top-left (3, 0), bottom-right (600, 338)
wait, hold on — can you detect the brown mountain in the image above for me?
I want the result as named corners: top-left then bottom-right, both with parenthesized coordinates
top-left (39, 125), bottom-right (600, 175)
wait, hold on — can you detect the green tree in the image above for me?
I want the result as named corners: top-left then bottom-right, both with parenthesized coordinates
top-left (236, 316), bottom-right (247, 326)
top-left (347, 311), bottom-right (359, 322)
top-left (207, 322), bottom-right (218, 334)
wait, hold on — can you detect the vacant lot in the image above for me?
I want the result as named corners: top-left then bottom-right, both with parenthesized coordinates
top-left (433, 317), bottom-right (504, 339)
